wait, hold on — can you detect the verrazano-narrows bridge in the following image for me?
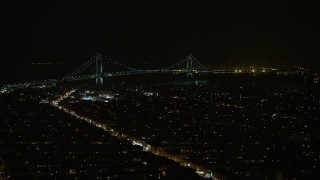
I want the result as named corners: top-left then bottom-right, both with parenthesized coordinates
top-left (0, 54), bottom-right (209, 94)
top-left (63, 53), bottom-right (209, 86)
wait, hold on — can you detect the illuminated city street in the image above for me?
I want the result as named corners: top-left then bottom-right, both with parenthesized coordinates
top-left (51, 89), bottom-right (218, 179)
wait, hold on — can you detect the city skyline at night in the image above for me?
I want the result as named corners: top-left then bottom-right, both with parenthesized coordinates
top-left (1, 1), bottom-right (320, 180)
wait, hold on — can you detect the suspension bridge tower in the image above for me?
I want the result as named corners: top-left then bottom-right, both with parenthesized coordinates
top-left (95, 53), bottom-right (103, 86)
top-left (186, 55), bottom-right (193, 77)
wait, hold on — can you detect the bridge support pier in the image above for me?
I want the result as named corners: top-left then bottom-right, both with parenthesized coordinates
top-left (95, 53), bottom-right (103, 86)
top-left (187, 55), bottom-right (193, 78)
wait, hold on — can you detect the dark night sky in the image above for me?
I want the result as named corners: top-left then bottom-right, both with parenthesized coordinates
top-left (1, 1), bottom-right (319, 84)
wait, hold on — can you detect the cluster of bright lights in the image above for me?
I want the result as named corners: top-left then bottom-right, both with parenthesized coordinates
top-left (51, 89), bottom-right (219, 179)
top-left (0, 79), bottom-right (57, 94)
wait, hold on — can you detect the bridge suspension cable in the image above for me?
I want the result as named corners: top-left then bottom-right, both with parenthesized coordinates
top-left (103, 56), bottom-right (143, 71)
top-left (64, 54), bottom-right (98, 79)
top-left (104, 55), bottom-right (191, 72)
top-left (160, 55), bottom-right (190, 71)
top-left (189, 55), bottom-right (208, 71)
